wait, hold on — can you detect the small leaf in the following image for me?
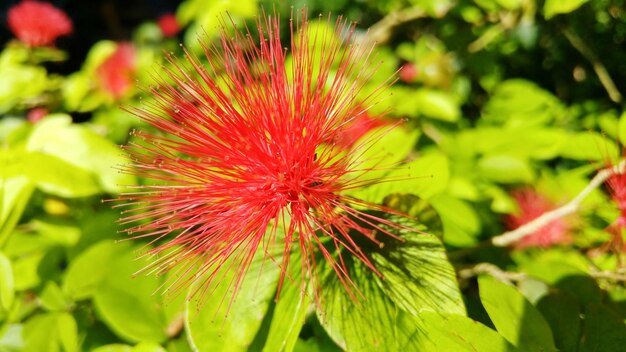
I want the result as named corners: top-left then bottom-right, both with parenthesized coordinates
top-left (23, 312), bottom-right (78, 352)
top-left (536, 291), bottom-right (582, 352)
top-left (93, 243), bottom-right (168, 343)
top-left (414, 89), bottom-right (461, 122)
top-left (544, 0), bottom-right (590, 19)
top-left (263, 265), bottom-right (311, 352)
top-left (0, 252), bottom-right (14, 312)
top-left (185, 251), bottom-right (280, 352)
top-left (63, 241), bottom-right (117, 300)
top-left (415, 312), bottom-right (520, 352)
top-left (560, 132), bottom-right (618, 161)
top-left (478, 276), bottom-right (557, 351)
top-left (478, 154), bottom-right (534, 183)
top-left (578, 303), bottom-right (626, 352)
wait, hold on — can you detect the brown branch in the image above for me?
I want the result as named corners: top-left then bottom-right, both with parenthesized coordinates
top-left (492, 160), bottom-right (626, 247)
top-left (457, 263), bottom-right (526, 284)
top-left (362, 5), bottom-right (451, 46)
top-left (563, 28), bottom-right (622, 103)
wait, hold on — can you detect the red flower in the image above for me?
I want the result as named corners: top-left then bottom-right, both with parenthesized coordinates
top-left (604, 159), bottom-right (626, 251)
top-left (96, 43), bottom-right (137, 99)
top-left (27, 107), bottom-right (48, 123)
top-left (399, 63), bottom-right (417, 83)
top-left (7, 0), bottom-right (72, 47)
top-left (118, 12), bottom-right (408, 302)
top-left (504, 188), bottom-right (572, 249)
top-left (157, 13), bottom-right (181, 37)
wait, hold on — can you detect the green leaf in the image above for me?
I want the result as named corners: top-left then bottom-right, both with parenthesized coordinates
top-left (23, 312), bottom-right (78, 352)
top-left (370, 219), bottom-right (465, 316)
top-left (481, 79), bottom-right (566, 127)
top-left (26, 115), bottom-right (136, 193)
top-left (40, 282), bottom-right (70, 312)
top-left (478, 154), bottom-right (534, 183)
top-left (430, 194), bottom-right (481, 247)
top-left (93, 243), bottom-right (168, 343)
top-left (414, 89), bottom-right (461, 122)
top-left (560, 132), bottom-right (618, 161)
top-left (478, 276), bottom-right (557, 351)
top-left (0, 251), bottom-right (14, 312)
top-left (536, 291), bottom-right (582, 352)
top-left (4, 151), bottom-right (100, 198)
top-left (350, 151), bottom-right (449, 203)
top-left (415, 312), bottom-right (520, 352)
top-left (317, 215), bottom-right (463, 351)
top-left (578, 303), bottom-right (626, 352)
top-left (544, 0), bottom-right (590, 19)
top-left (63, 241), bottom-right (117, 300)
top-left (263, 266), bottom-right (311, 352)
top-left (185, 251), bottom-right (280, 352)
top-left (316, 254), bottom-right (425, 351)
top-left (0, 176), bottom-right (34, 247)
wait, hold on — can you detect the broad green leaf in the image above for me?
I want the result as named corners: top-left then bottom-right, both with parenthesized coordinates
top-left (415, 312), bottom-right (520, 352)
top-left (350, 152), bottom-right (449, 203)
top-left (560, 132), bottom-right (619, 161)
top-left (351, 125), bottom-right (421, 180)
top-left (481, 79), bottom-right (565, 127)
top-left (544, 0), bottom-right (590, 19)
top-left (316, 254), bottom-right (425, 351)
top-left (536, 291), bottom-right (581, 352)
top-left (554, 275), bottom-right (602, 307)
top-left (263, 266), bottom-right (311, 352)
top-left (26, 115), bottom-right (135, 193)
top-left (317, 215), bottom-right (463, 351)
top-left (23, 312), bottom-right (78, 352)
top-left (619, 111), bottom-right (626, 147)
top-left (93, 243), bottom-right (168, 343)
top-left (4, 151), bottom-right (100, 198)
top-left (0, 251), bottom-right (14, 312)
top-left (414, 89), bottom-right (460, 122)
top-left (0, 176), bottom-right (34, 247)
top-left (578, 303), bottom-right (626, 352)
top-left (370, 217), bottom-right (465, 316)
top-left (63, 241), bottom-right (117, 300)
top-left (430, 194), bottom-right (480, 247)
top-left (92, 342), bottom-right (166, 352)
top-left (0, 324), bottom-right (23, 351)
top-left (478, 276), bottom-right (557, 351)
top-left (513, 249), bottom-right (589, 284)
top-left (40, 282), bottom-right (70, 312)
top-left (478, 154), bottom-right (534, 183)
top-left (185, 251), bottom-right (280, 352)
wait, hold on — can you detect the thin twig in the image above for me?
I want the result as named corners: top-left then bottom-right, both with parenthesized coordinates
top-left (563, 28), bottom-right (622, 103)
top-left (362, 6), bottom-right (444, 46)
top-left (589, 269), bottom-right (626, 282)
top-left (492, 160), bottom-right (626, 247)
top-left (457, 263), bottom-right (526, 284)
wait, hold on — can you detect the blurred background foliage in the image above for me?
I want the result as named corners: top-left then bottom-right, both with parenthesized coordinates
top-left (1, 0), bottom-right (626, 351)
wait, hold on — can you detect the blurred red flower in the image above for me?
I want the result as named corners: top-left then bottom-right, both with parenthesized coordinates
top-left (7, 0), bottom-right (72, 47)
top-left (604, 160), bottom-right (626, 251)
top-left (118, 12), bottom-right (407, 302)
top-left (157, 13), bottom-right (181, 37)
top-left (504, 188), bottom-right (572, 249)
top-left (96, 43), bottom-right (137, 99)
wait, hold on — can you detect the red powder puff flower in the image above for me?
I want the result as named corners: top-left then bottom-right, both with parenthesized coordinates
top-left (7, 0), bottom-right (72, 47)
top-left (157, 13), bottom-right (181, 37)
top-left (504, 188), bottom-right (572, 249)
top-left (399, 63), bottom-right (418, 83)
top-left (96, 43), bottom-right (137, 99)
top-left (603, 160), bottom-right (626, 251)
top-left (117, 12), bottom-right (409, 303)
